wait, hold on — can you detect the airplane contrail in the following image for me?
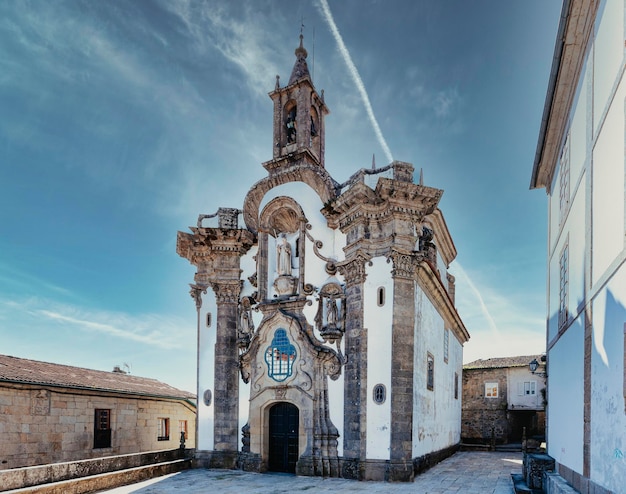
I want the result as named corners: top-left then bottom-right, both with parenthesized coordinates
top-left (318, 0), bottom-right (394, 164)
top-left (452, 261), bottom-right (500, 337)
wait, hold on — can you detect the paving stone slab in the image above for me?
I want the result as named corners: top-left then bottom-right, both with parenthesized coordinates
top-left (97, 451), bottom-right (521, 494)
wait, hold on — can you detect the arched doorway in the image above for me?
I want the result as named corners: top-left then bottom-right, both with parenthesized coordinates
top-left (268, 402), bottom-right (299, 473)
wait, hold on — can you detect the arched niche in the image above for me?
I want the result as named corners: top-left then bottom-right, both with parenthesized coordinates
top-left (284, 100), bottom-right (297, 145)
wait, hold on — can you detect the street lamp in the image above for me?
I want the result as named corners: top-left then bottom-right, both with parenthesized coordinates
top-left (529, 358), bottom-right (547, 377)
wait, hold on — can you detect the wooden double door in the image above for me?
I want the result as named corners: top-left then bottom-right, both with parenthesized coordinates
top-left (268, 402), bottom-right (299, 473)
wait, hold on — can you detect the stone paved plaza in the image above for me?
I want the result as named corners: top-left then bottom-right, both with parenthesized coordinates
top-left (98, 451), bottom-right (521, 493)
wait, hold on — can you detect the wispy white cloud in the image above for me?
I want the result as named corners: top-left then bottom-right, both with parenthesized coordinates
top-left (1, 297), bottom-right (186, 350)
top-left (450, 261), bottom-right (545, 363)
top-left (0, 262), bottom-right (74, 298)
top-left (317, 0), bottom-right (394, 164)
top-left (406, 66), bottom-right (461, 121)
top-left (38, 309), bottom-right (181, 349)
top-left (162, 0), bottom-right (283, 97)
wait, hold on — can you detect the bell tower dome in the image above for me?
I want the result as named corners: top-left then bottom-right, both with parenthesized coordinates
top-left (268, 34), bottom-right (329, 168)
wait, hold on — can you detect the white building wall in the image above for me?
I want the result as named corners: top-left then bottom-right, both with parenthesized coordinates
top-left (592, 0), bottom-right (623, 133)
top-left (197, 292), bottom-right (216, 451)
top-left (412, 288), bottom-right (462, 458)
top-left (547, 315), bottom-right (585, 473)
top-left (590, 264), bottom-right (626, 491)
top-left (363, 257), bottom-right (393, 460)
top-left (507, 367), bottom-right (545, 410)
top-left (569, 60), bottom-right (589, 189)
top-left (591, 77), bottom-right (625, 284)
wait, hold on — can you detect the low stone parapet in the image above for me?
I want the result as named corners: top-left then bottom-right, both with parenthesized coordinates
top-left (3, 458), bottom-right (191, 494)
top-left (0, 449), bottom-right (189, 492)
top-left (543, 471), bottom-right (580, 494)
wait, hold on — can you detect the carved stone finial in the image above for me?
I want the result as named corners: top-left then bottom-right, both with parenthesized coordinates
top-left (275, 74), bottom-right (280, 90)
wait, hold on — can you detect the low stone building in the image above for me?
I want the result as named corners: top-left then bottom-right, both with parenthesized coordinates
top-left (462, 355), bottom-right (546, 445)
top-left (0, 354), bottom-right (196, 469)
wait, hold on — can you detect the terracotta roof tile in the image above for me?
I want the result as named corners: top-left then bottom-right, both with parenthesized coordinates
top-left (463, 354), bottom-right (545, 370)
top-left (0, 354), bottom-right (194, 400)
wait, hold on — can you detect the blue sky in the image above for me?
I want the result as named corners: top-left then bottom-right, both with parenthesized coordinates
top-left (0, 1), bottom-right (561, 392)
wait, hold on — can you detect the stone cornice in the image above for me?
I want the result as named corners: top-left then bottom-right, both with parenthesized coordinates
top-left (176, 228), bottom-right (255, 265)
top-left (531, 0), bottom-right (598, 191)
top-left (424, 209), bottom-right (457, 266)
top-left (415, 261), bottom-right (470, 344)
top-left (375, 178), bottom-right (442, 215)
top-left (176, 227), bottom-right (254, 295)
top-left (325, 178), bottom-right (443, 232)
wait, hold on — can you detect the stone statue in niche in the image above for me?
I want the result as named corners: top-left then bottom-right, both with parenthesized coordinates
top-left (314, 281), bottom-right (345, 343)
top-left (276, 234), bottom-right (292, 276)
top-left (273, 234), bottom-right (298, 297)
top-left (326, 298), bottom-right (338, 328)
top-left (238, 297), bottom-right (255, 350)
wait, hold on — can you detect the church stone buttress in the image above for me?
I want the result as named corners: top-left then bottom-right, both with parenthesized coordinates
top-left (177, 35), bottom-right (469, 482)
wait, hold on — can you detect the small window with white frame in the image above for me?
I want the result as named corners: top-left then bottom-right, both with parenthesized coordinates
top-left (518, 381), bottom-right (536, 396)
top-left (443, 328), bottom-right (449, 363)
top-left (485, 382), bottom-right (498, 398)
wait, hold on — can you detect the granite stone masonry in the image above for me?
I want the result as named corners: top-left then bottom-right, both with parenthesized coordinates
top-left (99, 451), bottom-right (521, 494)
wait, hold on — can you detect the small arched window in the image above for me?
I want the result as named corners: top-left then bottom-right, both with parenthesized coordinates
top-left (373, 384), bottom-right (386, 404)
top-left (377, 287), bottom-right (385, 307)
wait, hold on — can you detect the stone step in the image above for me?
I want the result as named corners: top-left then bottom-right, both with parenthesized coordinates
top-left (3, 458), bottom-right (191, 494)
top-left (511, 473), bottom-right (542, 494)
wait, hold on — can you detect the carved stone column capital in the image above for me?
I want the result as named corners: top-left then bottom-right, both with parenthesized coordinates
top-left (189, 284), bottom-right (208, 310)
top-left (387, 250), bottom-right (418, 280)
top-left (210, 280), bottom-right (241, 304)
top-left (337, 253), bottom-right (371, 287)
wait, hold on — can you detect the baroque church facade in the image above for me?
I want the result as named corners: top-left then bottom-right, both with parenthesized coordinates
top-left (177, 36), bottom-right (469, 482)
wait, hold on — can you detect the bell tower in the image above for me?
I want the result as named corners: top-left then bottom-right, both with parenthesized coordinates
top-left (268, 34), bottom-right (329, 168)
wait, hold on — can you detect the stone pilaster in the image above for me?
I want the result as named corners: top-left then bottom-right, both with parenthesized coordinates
top-left (177, 226), bottom-right (254, 467)
top-left (337, 254), bottom-right (369, 478)
top-left (212, 280), bottom-right (241, 457)
top-left (388, 250), bottom-right (417, 481)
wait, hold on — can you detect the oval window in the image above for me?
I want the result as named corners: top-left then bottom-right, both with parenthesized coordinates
top-left (373, 384), bottom-right (386, 404)
top-left (377, 287), bottom-right (385, 307)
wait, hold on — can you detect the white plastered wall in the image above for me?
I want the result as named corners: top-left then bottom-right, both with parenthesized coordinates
top-left (592, 78), bottom-right (625, 285)
top-left (590, 264), bottom-right (626, 491)
top-left (363, 256), bottom-right (393, 460)
top-left (197, 291), bottom-right (216, 451)
top-left (412, 288), bottom-right (462, 458)
top-left (547, 315), bottom-right (585, 474)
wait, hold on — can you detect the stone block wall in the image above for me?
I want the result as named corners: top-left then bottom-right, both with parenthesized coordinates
top-left (461, 368), bottom-right (509, 443)
top-left (0, 384), bottom-right (195, 469)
